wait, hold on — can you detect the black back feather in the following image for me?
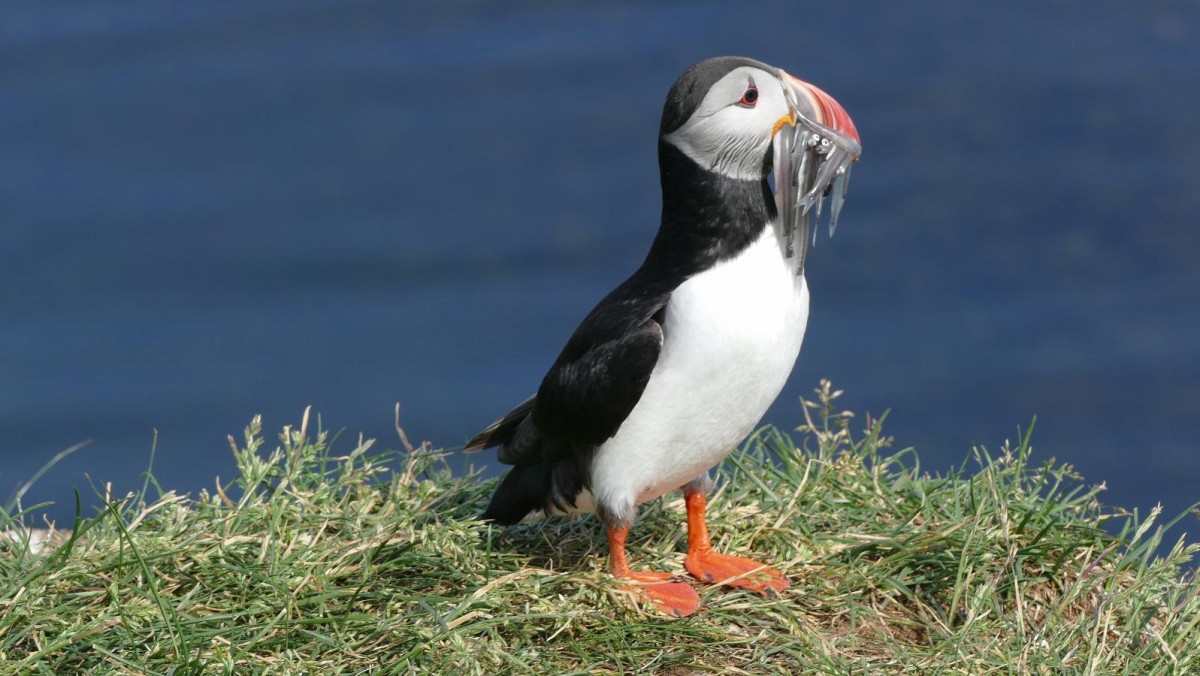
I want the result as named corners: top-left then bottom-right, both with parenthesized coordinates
top-left (464, 395), bottom-right (534, 453)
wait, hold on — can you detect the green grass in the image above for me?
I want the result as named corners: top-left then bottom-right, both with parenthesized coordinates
top-left (2, 382), bottom-right (1198, 674)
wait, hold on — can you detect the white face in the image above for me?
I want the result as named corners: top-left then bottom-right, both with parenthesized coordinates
top-left (662, 66), bottom-right (790, 181)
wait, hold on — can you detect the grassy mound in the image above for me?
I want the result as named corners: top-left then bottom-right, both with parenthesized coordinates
top-left (2, 383), bottom-right (1197, 674)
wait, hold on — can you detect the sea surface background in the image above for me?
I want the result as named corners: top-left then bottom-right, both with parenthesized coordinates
top-left (4, 2), bottom-right (1198, 538)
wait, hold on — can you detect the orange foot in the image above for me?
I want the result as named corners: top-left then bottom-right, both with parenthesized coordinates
top-left (620, 571), bottom-right (702, 617)
top-left (685, 549), bottom-right (789, 597)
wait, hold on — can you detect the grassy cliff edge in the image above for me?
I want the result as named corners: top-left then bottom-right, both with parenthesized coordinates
top-left (2, 383), bottom-right (1197, 674)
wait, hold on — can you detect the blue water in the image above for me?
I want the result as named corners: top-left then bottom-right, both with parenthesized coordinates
top-left (4, 2), bottom-right (1199, 538)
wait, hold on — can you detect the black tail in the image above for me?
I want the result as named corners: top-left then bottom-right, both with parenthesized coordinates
top-left (480, 448), bottom-right (596, 525)
top-left (480, 463), bottom-right (554, 525)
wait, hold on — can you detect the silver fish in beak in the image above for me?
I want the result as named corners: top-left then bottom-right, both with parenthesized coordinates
top-left (772, 70), bottom-right (861, 275)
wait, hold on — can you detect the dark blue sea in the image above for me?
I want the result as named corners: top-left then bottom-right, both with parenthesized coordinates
top-left (4, 2), bottom-right (1198, 539)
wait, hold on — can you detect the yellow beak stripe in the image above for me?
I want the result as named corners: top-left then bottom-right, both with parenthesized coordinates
top-left (771, 113), bottom-right (795, 137)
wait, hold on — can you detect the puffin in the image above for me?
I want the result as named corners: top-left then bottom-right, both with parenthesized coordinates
top-left (467, 56), bottom-right (861, 617)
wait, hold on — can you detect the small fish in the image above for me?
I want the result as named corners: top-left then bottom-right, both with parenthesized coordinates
top-left (771, 101), bottom-right (861, 276)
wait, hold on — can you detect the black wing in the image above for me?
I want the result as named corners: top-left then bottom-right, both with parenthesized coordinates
top-left (467, 282), bottom-right (670, 466)
top-left (532, 317), bottom-right (663, 447)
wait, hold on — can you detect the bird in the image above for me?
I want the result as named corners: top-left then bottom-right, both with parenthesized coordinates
top-left (467, 56), bottom-right (861, 617)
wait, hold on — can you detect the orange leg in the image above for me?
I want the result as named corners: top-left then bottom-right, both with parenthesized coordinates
top-left (683, 489), bottom-right (788, 596)
top-left (607, 525), bottom-right (701, 617)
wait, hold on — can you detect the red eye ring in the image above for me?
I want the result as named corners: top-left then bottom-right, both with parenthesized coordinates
top-left (738, 85), bottom-right (759, 107)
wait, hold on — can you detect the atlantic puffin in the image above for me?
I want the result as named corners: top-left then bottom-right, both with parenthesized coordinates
top-left (468, 56), bottom-right (861, 617)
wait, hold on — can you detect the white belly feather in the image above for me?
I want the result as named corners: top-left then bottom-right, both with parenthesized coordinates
top-left (589, 224), bottom-right (810, 515)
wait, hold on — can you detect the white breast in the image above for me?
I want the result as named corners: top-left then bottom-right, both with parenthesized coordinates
top-left (589, 224), bottom-right (810, 519)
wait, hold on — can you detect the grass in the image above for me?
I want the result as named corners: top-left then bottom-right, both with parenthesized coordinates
top-left (2, 382), bottom-right (1198, 674)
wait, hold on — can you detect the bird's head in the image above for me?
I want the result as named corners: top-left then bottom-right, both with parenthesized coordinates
top-left (660, 57), bottom-right (861, 266)
top-left (660, 56), bottom-right (860, 182)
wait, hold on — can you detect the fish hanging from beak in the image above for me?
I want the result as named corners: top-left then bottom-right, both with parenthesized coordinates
top-left (772, 70), bottom-right (861, 275)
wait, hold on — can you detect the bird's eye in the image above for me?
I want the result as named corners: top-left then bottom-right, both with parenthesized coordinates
top-left (737, 85), bottom-right (758, 108)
